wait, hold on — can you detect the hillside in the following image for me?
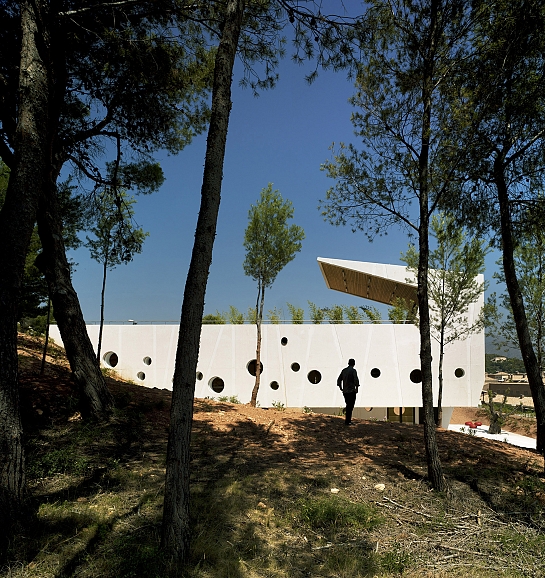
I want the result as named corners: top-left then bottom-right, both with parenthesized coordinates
top-left (5, 334), bottom-right (545, 577)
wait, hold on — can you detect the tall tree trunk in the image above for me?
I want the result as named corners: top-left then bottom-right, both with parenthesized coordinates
top-left (40, 297), bottom-right (51, 376)
top-left (417, 0), bottom-right (446, 491)
top-left (161, 0), bottom-right (245, 570)
top-left (36, 183), bottom-right (114, 419)
top-left (97, 256), bottom-right (109, 362)
top-left (0, 0), bottom-right (52, 535)
top-left (537, 234), bottom-right (544, 374)
top-left (495, 158), bottom-right (545, 456)
top-left (250, 283), bottom-right (265, 407)
top-left (437, 327), bottom-right (445, 427)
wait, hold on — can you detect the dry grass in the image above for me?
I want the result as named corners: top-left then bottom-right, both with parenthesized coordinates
top-left (3, 335), bottom-right (545, 577)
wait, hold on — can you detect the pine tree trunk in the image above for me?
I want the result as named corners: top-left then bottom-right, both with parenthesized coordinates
top-left (250, 284), bottom-right (265, 407)
top-left (40, 298), bottom-right (51, 375)
top-left (36, 183), bottom-right (114, 420)
top-left (495, 158), bottom-right (545, 456)
top-left (437, 329), bottom-right (445, 428)
top-left (417, 0), bottom-right (445, 491)
top-left (0, 0), bottom-right (52, 536)
top-left (161, 1), bottom-right (245, 570)
top-left (97, 257), bottom-right (108, 362)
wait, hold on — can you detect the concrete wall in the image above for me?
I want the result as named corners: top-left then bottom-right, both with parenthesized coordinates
top-left (49, 321), bottom-right (484, 418)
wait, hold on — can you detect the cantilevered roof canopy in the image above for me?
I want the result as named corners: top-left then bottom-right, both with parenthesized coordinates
top-left (318, 257), bottom-right (418, 306)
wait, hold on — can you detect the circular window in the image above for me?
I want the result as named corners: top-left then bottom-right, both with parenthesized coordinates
top-left (281, 337), bottom-right (288, 346)
top-left (364, 407), bottom-right (373, 412)
top-left (410, 369), bottom-right (422, 383)
top-left (370, 368), bottom-right (381, 378)
top-left (143, 356), bottom-right (152, 365)
top-left (196, 371), bottom-right (203, 381)
top-left (307, 370), bottom-right (322, 384)
top-left (393, 407), bottom-right (405, 416)
top-left (270, 380), bottom-right (279, 390)
top-left (291, 362), bottom-right (300, 372)
top-left (209, 376), bottom-right (224, 393)
top-left (247, 359), bottom-right (264, 376)
top-left (137, 372), bottom-right (145, 381)
top-left (103, 351), bottom-right (119, 368)
top-left (455, 368), bottom-right (465, 378)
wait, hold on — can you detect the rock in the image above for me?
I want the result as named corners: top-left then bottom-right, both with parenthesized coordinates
top-left (330, 488), bottom-right (340, 493)
top-left (374, 483), bottom-right (386, 491)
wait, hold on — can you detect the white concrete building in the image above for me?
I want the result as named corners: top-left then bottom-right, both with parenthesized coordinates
top-left (49, 258), bottom-right (485, 426)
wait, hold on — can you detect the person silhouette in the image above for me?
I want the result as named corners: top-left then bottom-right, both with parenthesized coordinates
top-left (337, 358), bottom-right (359, 426)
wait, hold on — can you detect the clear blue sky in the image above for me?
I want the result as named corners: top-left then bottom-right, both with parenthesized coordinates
top-left (68, 57), bottom-right (502, 334)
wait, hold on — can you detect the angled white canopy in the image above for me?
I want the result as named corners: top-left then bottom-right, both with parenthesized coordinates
top-left (317, 257), bottom-right (418, 306)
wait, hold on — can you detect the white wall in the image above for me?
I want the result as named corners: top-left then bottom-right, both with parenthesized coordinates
top-left (49, 320), bottom-right (484, 412)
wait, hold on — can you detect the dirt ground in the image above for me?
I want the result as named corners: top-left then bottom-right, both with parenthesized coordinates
top-left (17, 332), bottom-right (537, 466)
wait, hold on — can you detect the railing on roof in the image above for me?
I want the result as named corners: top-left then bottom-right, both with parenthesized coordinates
top-left (74, 319), bottom-right (416, 325)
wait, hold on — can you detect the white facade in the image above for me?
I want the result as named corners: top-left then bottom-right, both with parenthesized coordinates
top-left (48, 259), bottom-right (485, 425)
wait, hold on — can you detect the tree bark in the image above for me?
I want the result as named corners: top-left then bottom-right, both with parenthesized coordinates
top-left (437, 325), bottom-right (445, 427)
top-left (97, 256), bottom-right (109, 362)
top-left (250, 283), bottom-right (265, 407)
top-left (0, 0), bottom-right (52, 534)
top-left (495, 158), bottom-right (545, 455)
top-left (40, 297), bottom-right (51, 376)
top-left (36, 184), bottom-right (114, 419)
top-left (161, 0), bottom-right (245, 570)
top-left (417, 0), bottom-right (446, 491)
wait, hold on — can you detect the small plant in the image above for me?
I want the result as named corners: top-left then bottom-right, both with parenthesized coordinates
top-left (28, 447), bottom-right (90, 478)
top-left (298, 495), bottom-right (382, 531)
top-left (228, 395), bottom-right (240, 404)
top-left (271, 400), bottom-right (285, 411)
top-left (484, 389), bottom-right (513, 434)
top-left (101, 366), bottom-right (114, 377)
top-left (303, 406), bottom-right (313, 414)
top-left (287, 302), bottom-right (304, 324)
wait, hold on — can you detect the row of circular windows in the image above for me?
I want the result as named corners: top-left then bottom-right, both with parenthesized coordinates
top-left (201, 361), bottom-right (466, 394)
top-left (103, 351), bottom-right (152, 368)
top-left (103, 350), bottom-right (466, 386)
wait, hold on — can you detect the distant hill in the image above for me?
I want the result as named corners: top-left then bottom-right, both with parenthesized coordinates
top-left (485, 353), bottom-right (526, 374)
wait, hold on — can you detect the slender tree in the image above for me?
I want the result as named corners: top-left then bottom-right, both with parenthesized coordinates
top-left (491, 222), bottom-right (545, 374)
top-left (85, 189), bottom-right (149, 361)
top-left (320, 0), bottom-right (477, 491)
top-left (401, 212), bottom-right (488, 426)
top-left (449, 0), bottom-right (545, 455)
top-left (160, 2), bottom-right (246, 568)
top-left (243, 183), bottom-right (304, 407)
top-left (160, 2), bottom-right (364, 567)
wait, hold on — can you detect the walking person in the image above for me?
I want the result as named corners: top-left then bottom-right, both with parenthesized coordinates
top-left (337, 358), bottom-right (359, 426)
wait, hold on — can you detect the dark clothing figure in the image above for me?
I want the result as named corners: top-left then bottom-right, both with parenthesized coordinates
top-left (337, 359), bottom-right (359, 425)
